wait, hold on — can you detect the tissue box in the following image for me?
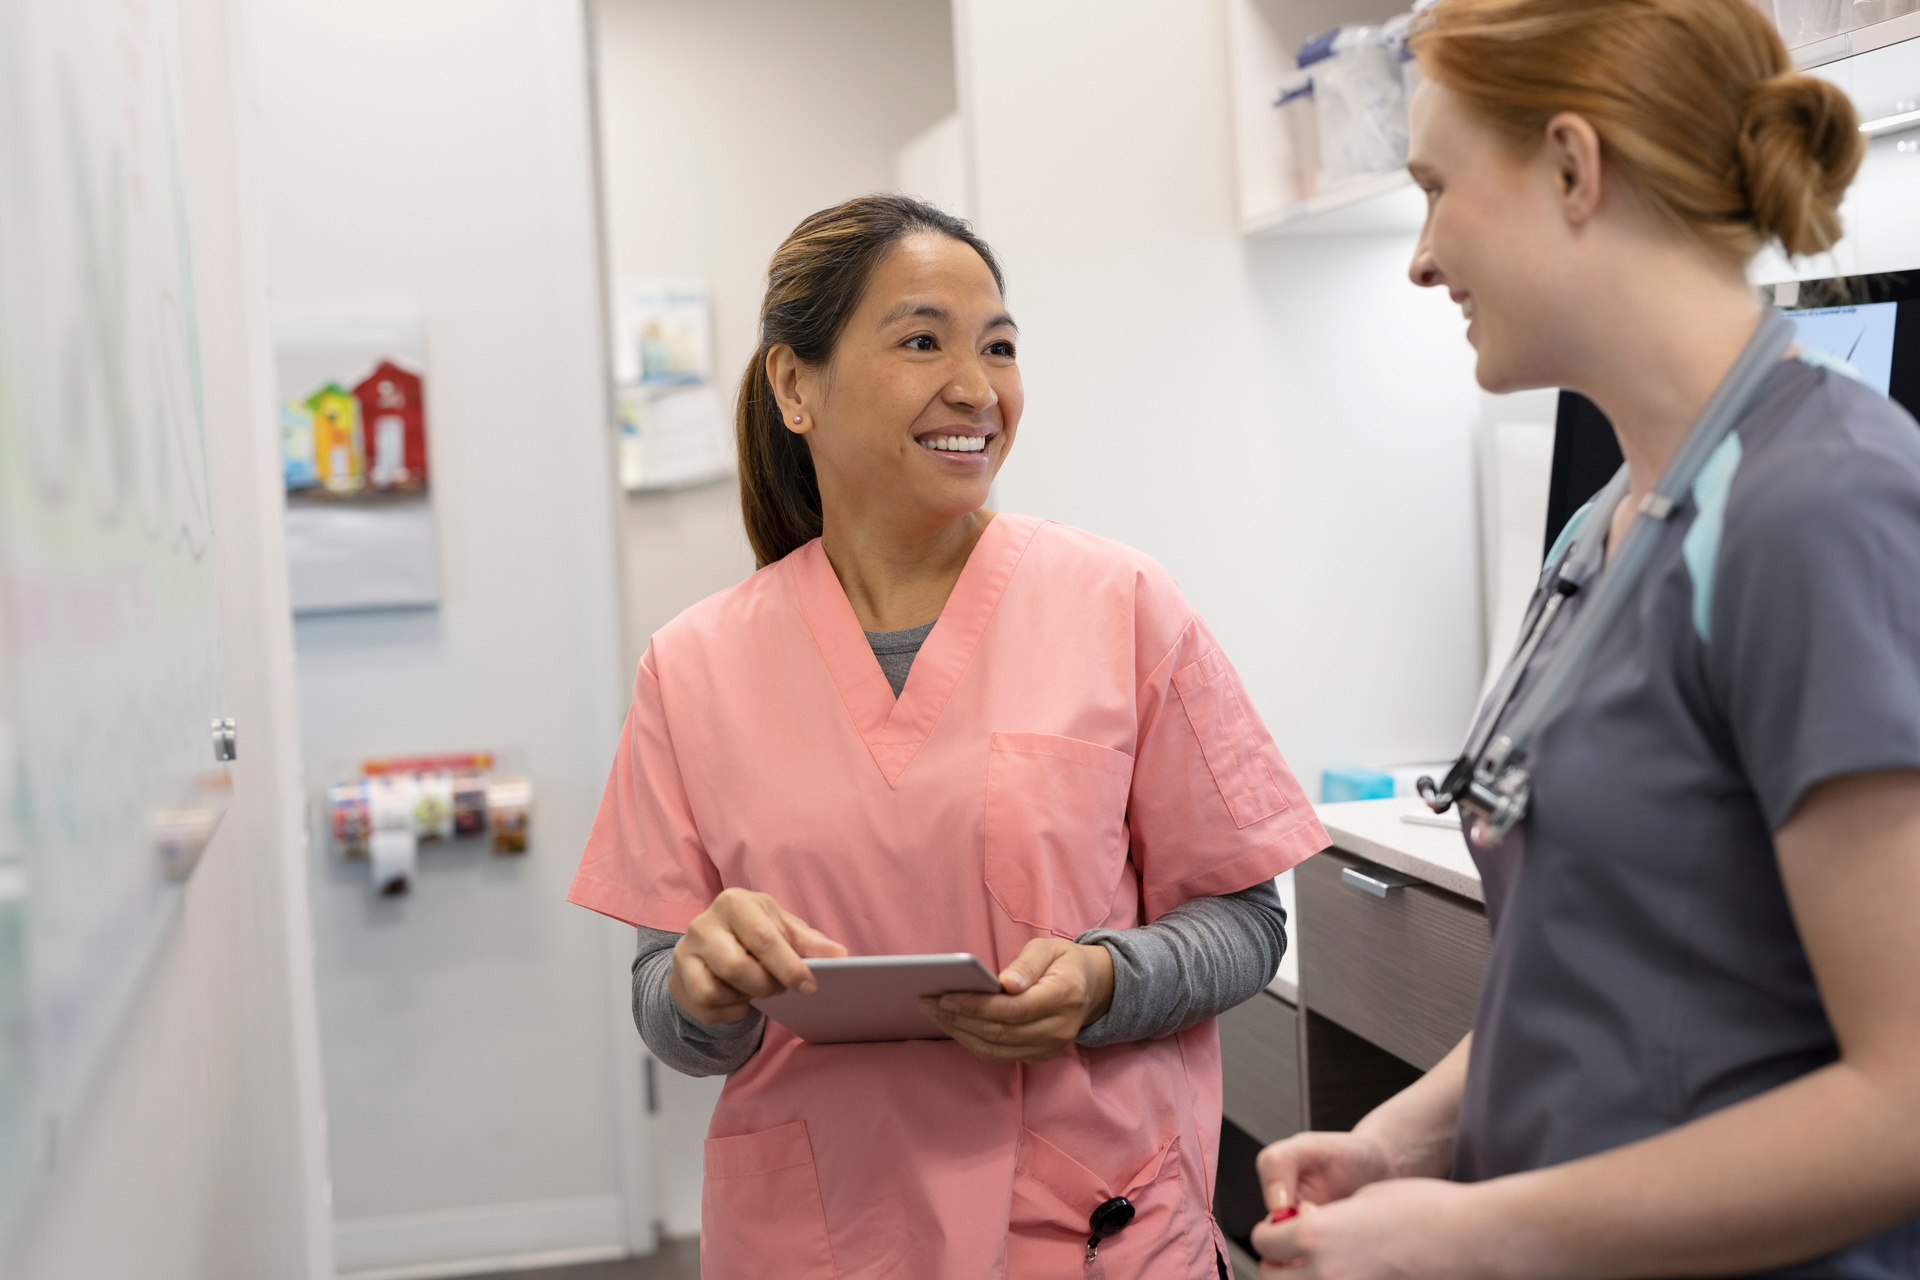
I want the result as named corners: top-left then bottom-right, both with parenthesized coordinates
top-left (1321, 767), bottom-right (1395, 803)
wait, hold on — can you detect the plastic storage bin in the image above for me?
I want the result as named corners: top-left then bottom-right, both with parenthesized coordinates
top-left (1273, 72), bottom-right (1322, 201)
top-left (1385, 11), bottom-right (1422, 113)
top-left (1771, 0), bottom-right (1860, 45)
top-left (1299, 25), bottom-right (1409, 185)
top-left (1852, 0), bottom-right (1920, 29)
top-left (1322, 767), bottom-right (1396, 804)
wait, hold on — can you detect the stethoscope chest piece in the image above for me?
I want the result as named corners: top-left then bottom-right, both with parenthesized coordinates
top-left (1086, 1196), bottom-right (1135, 1261)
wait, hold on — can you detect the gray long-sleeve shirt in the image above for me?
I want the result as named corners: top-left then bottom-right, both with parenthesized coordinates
top-left (632, 618), bottom-right (1290, 1077)
top-left (633, 882), bottom-right (1287, 1077)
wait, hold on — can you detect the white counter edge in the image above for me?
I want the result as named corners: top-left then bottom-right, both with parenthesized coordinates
top-left (1314, 801), bottom-right (1486, 904)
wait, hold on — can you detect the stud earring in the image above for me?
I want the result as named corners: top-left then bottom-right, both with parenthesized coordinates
top-left (792, 416), bottom-right (802, 424)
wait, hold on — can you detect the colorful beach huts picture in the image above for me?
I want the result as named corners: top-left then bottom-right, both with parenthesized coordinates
top-left (357, 360), bottom-right (428, 490)
top-left (282, 401), bottom-right (319, 490)
top-left (307, 383), bottom-right (364, 493)
top-left (279, 355), bottom-right (429, 499)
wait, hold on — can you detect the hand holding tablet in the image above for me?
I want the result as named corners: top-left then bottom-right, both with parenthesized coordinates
top-left (675, 891), bottom-right (1116, 1059)
top-left (670, 887), bottom-right (849, 1026)
top-left (919, 936), bottom-right (1117, 1063)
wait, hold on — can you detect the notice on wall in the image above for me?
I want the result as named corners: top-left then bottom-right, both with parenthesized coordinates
top-left (608, 279), bottom-right (732, 491)
top-left (276, 321), bottom-right (440, 613)
top-left (610, 278), bottom-right (713, 386)
top-left (616, 383), bottom-right (732, 491)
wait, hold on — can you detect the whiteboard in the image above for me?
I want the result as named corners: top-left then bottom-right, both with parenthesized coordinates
top-left (0, 0), bottom-right (227, 1256)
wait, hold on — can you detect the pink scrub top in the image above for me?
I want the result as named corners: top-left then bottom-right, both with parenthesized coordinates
top-left (569, 514), bottom-right (1326, 1279)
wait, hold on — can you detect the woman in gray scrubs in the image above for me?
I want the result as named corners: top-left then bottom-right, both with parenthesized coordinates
top-left (1252, 0), bottom-right (1920, 1275)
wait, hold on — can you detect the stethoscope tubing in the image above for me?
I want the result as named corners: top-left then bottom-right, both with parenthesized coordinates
top-left (1426, 308), bottom-right (1797, 838)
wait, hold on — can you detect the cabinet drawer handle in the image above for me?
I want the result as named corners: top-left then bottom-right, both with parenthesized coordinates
top-left (1341, 866), bottom-right (1415, 898)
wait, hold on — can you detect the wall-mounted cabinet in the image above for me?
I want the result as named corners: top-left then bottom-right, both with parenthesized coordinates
top-left (1224, 0), bottom-right (1423, 237)
top-left (1226, 0), bottom-right (1920, 240)
top-left (1789, 4), bottom-right (1920, 68)
top-left (1241, 169), bottom-right (1425, 237)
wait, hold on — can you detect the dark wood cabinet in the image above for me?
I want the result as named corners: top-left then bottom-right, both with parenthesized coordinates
top-left (1219, 989), bottom-right (1302, 1144)
top-left (1216, 844), bottom-right (1493, 1277)
top-left (1296, 848), bottom-right (1491, 1071)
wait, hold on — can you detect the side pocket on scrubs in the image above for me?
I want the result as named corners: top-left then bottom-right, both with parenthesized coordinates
top-left (701, 1120), bottom-right (839, 1280)
top-left (1171, 649), bottom-right (1288, 829)
top-left (985, 732), bottom-right (1135, 937)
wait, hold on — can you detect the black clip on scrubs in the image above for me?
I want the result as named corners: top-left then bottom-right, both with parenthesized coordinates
top-left (1086, 1196), bottom-right (1134, 1261)
top-left (1419, 308), bottom-right (1796, 845)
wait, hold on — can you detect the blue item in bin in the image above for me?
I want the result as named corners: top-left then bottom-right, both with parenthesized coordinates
top-left (1322, 767), bottom-right (1395, 803)
top-left (1274, 79), bottom-right (1314, 107)
top-left (1297, 28), bottom-right (1339, 68)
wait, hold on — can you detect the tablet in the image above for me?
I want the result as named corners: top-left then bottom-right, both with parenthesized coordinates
top-left (751, 953), bottom-right (1003, 1045)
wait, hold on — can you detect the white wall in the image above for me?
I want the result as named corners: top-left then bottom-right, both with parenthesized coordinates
top-left (894, 113), bottom-right (970, 219)
top-left (586, 0), bottom-right (958, 1233)
top-left (957, 0), bottom-right (1488, 789)
top-left (251, 0), bottom-right (639, 1271)
top-left (29, 0), bottom-right (332, 1275)
top-left (590, 0), bottom-right (957, 671)
top-left (591, 0), bottom-right (956, 406)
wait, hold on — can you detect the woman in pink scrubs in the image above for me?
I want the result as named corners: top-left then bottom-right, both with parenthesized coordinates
top-left (569, 195), bottom-right (1325, 1278)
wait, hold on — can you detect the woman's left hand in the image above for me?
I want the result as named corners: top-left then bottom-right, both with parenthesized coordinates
top-left (1250, 1177), bottom-right (1509, 1279)
top-left (920, 937), bottom-right (1114, 1063)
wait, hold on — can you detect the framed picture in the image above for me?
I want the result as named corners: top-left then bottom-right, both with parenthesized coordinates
top-left (276, 321), bottom-right (440, 613)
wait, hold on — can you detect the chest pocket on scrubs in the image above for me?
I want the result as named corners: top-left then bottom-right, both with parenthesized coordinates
top-left (985, 732), bottom-right (1134, 937)
top-left (1172, 649), bottom-right (1288, 829)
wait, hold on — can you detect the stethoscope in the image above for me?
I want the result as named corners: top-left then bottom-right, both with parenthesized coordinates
top-left (1417, 309), bottom-right (1796, 846)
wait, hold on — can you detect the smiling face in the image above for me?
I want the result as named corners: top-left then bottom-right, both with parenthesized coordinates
top-left (773, 233), bottom-right (1022, 533)
top-left (1406, 79), bottom-right (1583, 393)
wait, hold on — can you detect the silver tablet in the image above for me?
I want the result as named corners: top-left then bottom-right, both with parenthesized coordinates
top-left (751, 953), bottom-right (1002, 1045)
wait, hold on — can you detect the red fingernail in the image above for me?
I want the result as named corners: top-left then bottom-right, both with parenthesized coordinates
top-left (1268, 1206), bottom-right (1298, 1224)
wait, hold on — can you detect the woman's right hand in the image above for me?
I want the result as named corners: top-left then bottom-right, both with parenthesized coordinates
top-left (1255, 1129), bottom-right (1395, 1215)
top-left (668, 887), bottom-right (848, 1025)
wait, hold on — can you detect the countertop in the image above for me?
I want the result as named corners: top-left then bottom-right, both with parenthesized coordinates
top-left (1312, 797), bottom-right (1484, 903)
top-left (1265, 797), bottom-right (1483, 1005)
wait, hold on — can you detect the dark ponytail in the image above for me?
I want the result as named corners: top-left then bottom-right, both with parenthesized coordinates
top-left (737, 194), bottom-right (1004, 568)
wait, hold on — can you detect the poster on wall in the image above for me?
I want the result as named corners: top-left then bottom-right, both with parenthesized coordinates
top-left (276, 321), bottom-right (440, 613)
top-left (608, 278), bottom-right (733, 490)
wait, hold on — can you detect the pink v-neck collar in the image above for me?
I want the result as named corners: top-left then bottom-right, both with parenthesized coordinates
top-left (787, 514), bottom-right (1043, 786)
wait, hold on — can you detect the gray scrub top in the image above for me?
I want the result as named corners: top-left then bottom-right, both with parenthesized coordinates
top-left (1455, 356), bottom-right (1920, 1278)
